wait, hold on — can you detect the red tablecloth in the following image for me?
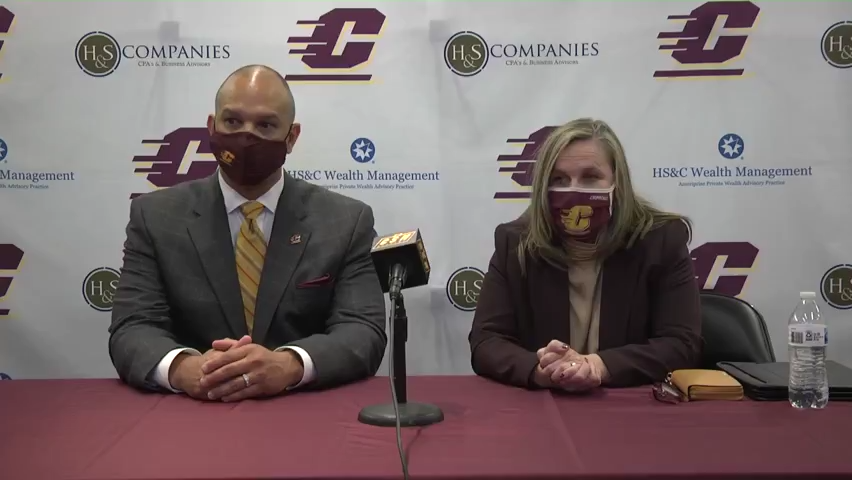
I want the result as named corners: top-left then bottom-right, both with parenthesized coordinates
top-left (1, 376), bottom-right (851, 480)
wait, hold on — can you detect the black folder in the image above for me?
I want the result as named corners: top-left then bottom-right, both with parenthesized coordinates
top-left (717, 361), bottom-right (852, 401)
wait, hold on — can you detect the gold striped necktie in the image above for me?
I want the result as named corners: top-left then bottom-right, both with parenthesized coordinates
top-left (235, 201), bottom-right (266, 335)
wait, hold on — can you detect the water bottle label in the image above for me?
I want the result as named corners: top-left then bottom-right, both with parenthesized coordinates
top-left (788, 324), bottom-right (827, 347)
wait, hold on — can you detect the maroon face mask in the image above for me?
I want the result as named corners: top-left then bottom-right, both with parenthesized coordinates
top-left (209, 130), bottom-right (290, 186)
top-left (548, 186), bottom-right (614, 242)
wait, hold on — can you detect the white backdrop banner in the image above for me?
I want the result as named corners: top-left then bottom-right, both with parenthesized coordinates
top-left (0, 0), bottom-right (850, 379)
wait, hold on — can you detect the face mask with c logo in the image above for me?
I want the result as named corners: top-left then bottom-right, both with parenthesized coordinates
top-left (209, 128), bottom-right (291, 186)
top-left (547, 186), bottom-right (614, 242)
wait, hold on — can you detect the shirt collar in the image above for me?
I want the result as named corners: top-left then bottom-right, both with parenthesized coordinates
top-left (218, 170), bottom-right (284, 215)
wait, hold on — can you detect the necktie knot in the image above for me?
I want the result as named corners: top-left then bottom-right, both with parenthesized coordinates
top-left (241, 201), bottom-right (264, 221)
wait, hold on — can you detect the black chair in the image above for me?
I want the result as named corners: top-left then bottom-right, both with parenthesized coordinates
top-left (699, 292), bottom-right (775, 370)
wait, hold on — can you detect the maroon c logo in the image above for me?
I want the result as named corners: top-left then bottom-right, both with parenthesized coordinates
top-left (130, 127), bottom-right (217, 199)
top-left (285, 8), bottom-right (386, 82)
top-left (655, 1), bottom-right (760, 78)
top-left (0, 7), bottom-right (14, 81)
top-left (494, 126), bottom-right (556, 200)
top-left (0, 244), bottom-right (24, 316)
top-left (691, 241), bottom-right (759, 297)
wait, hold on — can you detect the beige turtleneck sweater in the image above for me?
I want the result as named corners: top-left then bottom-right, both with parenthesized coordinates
top-left (567, 261), bottom-right (603, 355)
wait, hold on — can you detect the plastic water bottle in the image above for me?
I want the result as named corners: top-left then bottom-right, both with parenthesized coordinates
top-left (788, 292), bottom-right (828, 409)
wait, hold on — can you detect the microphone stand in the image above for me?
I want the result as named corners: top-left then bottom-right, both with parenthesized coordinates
top-left (357, 291), bottom-right (445, 427)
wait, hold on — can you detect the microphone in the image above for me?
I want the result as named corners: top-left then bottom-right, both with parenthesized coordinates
top-left (369, 229), bottom-right (431, 299)
top-left (359, 228), bottom-right (444, 478)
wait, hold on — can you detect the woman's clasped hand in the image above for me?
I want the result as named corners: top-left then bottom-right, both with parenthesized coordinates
top-left (534, 340), bottom-right (607, 392)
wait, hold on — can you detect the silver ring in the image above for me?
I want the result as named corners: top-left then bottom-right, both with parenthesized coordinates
top-left (241, 373), bottom-right (250, 387)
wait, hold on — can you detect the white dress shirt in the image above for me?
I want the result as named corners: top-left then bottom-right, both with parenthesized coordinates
top-left (150, 170), bottom-right (317, 392)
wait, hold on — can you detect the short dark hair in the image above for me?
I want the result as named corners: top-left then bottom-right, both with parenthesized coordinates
top-left (214, 64), bottom-right (295, 121)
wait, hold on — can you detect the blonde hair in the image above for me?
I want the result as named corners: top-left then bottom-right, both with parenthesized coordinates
top-left (518, 118), bottom-right (691, 271)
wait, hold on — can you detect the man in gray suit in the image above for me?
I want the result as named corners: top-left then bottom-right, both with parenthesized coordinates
top-left (109, 65), bottom-right (387, 402)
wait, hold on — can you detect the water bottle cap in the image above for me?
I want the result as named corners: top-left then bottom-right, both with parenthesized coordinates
top-left (799, 292), bottom-right (816, 299)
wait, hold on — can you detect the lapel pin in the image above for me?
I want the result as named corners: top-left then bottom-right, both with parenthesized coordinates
top-left (290, 234), bottom-right (301, 245)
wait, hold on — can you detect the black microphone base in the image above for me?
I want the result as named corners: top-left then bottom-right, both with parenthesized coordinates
top-left (358, 402), bottom-right (445, 427)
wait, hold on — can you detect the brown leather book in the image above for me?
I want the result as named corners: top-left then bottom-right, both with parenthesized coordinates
top-left (670, 369), bottom-right (744, 401)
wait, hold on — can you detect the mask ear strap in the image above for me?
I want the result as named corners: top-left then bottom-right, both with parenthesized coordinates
top-left (608, 186), bottom-right (615, 215)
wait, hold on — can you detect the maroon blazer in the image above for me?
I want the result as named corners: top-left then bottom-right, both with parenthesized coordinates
top-left (468, 218), bottom-right (701, 388)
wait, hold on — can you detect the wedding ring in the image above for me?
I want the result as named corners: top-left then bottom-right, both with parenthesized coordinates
top-left (241, 373), bottom-right (250, 387)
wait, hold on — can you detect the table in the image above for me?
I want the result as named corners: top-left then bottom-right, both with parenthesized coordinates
top-left (1, 376), bottom-right (851, 480)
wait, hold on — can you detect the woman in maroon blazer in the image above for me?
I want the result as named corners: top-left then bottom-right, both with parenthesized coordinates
top-left (469, 118), bottom-right (701, 391)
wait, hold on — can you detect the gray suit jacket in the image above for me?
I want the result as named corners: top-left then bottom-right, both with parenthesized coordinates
top-left (109, 172), bottom-right (387, 391)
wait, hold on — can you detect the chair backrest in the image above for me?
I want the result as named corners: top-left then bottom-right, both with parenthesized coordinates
top-left (699, 292), bottom-right (775, 369)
